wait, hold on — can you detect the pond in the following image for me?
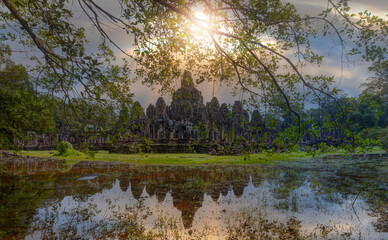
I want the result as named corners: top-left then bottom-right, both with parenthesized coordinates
top-left (0, 154), bottom-right (387, 239)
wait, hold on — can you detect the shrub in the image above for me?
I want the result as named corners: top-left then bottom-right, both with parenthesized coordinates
top-left (57, 141), bottom-right (73, 155)
top-left (378, 127), bottom-right (388, 153)
top-left (360, 127), bottom-right (388, 153)
top-left (56, 141), bottom-right (83, 156)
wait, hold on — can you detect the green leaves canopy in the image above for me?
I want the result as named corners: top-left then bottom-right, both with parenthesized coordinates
top-left (0, 45), bottom-right (55, 148)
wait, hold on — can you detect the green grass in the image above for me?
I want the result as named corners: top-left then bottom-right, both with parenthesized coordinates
top-left (18, 150), bottom-right (313, 165)
top-left (54, 148), bottom-right (83, 157)
top-left (322, 146), bottom-right (384, 156)
top-left (17, 147), bottom-right (385, 166)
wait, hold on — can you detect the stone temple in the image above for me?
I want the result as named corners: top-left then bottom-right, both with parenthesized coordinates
top-left (24, 70), bottom-right (274, 152)
top-left (125, 70), bottom-right (271, 149)
top-left (24, 70), bottom-right (340, 151)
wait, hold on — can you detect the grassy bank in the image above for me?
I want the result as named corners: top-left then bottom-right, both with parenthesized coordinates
top-left (16, 147), bottom-right (385, 165)
top-left (18, 150), bottom-right (312, 165)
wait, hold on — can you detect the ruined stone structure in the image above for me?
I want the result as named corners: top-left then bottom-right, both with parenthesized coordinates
top-left (135, 70), bottom-right (269, 145)
top-left (22, 71), bottom-right (345, 152)
top-left (24, 70), bottom-right (273, 152)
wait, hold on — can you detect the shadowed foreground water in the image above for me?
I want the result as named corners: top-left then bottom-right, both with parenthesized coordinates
top-left (0, 154), bottom-right (387, 239)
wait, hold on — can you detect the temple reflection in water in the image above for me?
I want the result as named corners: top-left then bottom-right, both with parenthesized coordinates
top-left (1, 157), bottom-right (386, 239)
top-left (27, 173), bottom-right (382, 239)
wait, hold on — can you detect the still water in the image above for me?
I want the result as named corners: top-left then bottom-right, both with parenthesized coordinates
top-left (0, 154), bottom-right (387, 239)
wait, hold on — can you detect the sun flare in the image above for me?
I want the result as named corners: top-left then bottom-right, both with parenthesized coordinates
top-left (194, 11), bottom-right (209, 22)
top-left (188, 11), bottom-right (212, 43)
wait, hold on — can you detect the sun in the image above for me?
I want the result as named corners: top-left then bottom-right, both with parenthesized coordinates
top-left (188, 10), bottom-right (235, 51)
top-left (188, 11), bottom-right (212, 42)
top-left (192, 10), bottom-right (211, 31)
top-left (194, 11), bottom-right (209, 23)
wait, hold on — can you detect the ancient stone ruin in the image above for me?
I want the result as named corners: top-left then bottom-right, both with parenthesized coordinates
top-left (113, 70), bottom-right (273, 154)
top-left (24, 70), bottom-right (275, 153)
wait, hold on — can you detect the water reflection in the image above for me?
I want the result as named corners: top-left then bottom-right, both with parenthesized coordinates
top-left (25, 178), bottom-right (383, 239)
top-left (1, 155), bottom-right (387, 239)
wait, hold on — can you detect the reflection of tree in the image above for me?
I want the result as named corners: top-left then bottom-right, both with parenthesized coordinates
top-left (0, 157), bottom-right (77, 239)
top-left (226, 212), bottom-right (302, 240)
top-left (305, 155), bottom-right (388, 230)
top-left (29, 201), bottom-right (152, 240)
top-left (1, 156), bottom-right (387, 238)
top-left (30, 198), bottom-right (306, 239)
top-left (0, 175), bottom-right (54, 239)
top-left (28, 174), bottom-right (379, 239)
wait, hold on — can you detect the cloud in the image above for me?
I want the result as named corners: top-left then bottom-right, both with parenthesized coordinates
top-left (287, 0), bottom-right (387, 18)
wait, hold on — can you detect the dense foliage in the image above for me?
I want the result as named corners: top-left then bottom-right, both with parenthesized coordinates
top-left (0, 44), bottom-right (55, 149)
top-left (56, 141), bottom-right (73, 155)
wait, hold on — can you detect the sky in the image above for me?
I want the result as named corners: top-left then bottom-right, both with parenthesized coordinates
top-left (287, 0), bottom-right (387, 95)
top-left (129, 0), bottom-right (387, 107)
top-left (4, 0), bottom-right (387, 108)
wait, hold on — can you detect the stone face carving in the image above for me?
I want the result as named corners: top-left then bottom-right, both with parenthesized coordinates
top-left (207, 97), bottom-right (220, 122)
top-left (155, 97), bottom-right (167, 120)
top-left (181, 70), bottom-right (195, 89)
top-left (243, 110), bottom-right (249, 122)
top-left (219, 103), bottom-right (230, 123)
top-left (232, 101), bottom-right (244, 125)
top-left (146, 104), bottom-right (156, 119)
top-left (170, 70), bottom-right (205, 122)
top-left (135, 71), bottom-right (267, 142)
